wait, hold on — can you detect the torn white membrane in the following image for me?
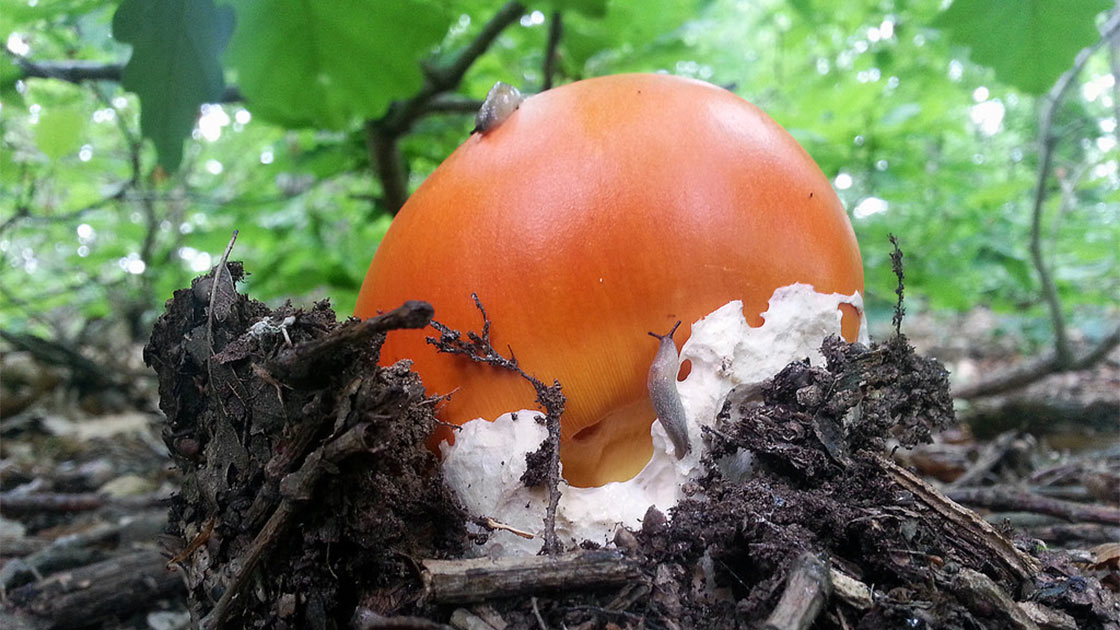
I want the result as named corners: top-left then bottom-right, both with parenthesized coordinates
top-left (441, 283), bottom-right (866, 556)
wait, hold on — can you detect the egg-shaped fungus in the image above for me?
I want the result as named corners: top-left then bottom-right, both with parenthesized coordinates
top-left (355, 74), bottom-right (863, 488)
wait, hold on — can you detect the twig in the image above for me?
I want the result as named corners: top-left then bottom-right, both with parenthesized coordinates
top-left (949, 10), bottom-right (1120, 400)
top-left (476, 517), bottom-right (535, 540)
top-left (13, 55), bottom-right (243, 102)
top-left (530, 597), bottom-right (548, 630)
top-left (828, 567), bottom-right (873, 610)
top-left (421, 550), bottom-right (639, 604)
top-left (427, 293), bottom-right (566, 555)
top-left (166, 516), bottom-right (216, 568)
top-left (4, 549), bottom-right (182, 628)
top-left (1027, 11), bottom-right (1120, 369)
top-left (1023, 522), bottom-right (1120, 545)
top-left (763, 552), bottom-right (832, 630)
top-left (16, 2), bottom-right (524, 217)
top-left (12, 56), bottom-right (123, 82)
top-left (948, 568), bottom-right (1040, 630)
top-left (447, 609), bottom-right (500, 630)
top-left (539, 409), bottom-right (564, 555)
top-left (0, 493), bottom-right (104, 516)
top-left (0, 186), bottom-right (126, 235)
top-left (541, 11), bottom-right (563, 91)
top-left (267, 300), bottom-right (434, 382)
top-left (92, 84), bottom-right (142, 186)
top-left (948, 431), bottom-right (1021, 488)
top-left (352, 610), bottom-right (454, 630)
top-left (888, 234), bottom-right (904, 336)
top-left (0, 492), bottom-right (165, 519)
top-left (1049, 161), bottom-right (1090, 251)
top-left (945, 486), bottom-right (1120, 526)
top-left (206, 230), bottom-right (239, 353)
top-left (425, 93), bottom-right (485, 115)
top-left (1, 511), bottom-right (167, 591)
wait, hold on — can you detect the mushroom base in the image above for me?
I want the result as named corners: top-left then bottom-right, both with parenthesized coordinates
top-left (441, 283), bottom-right (866, 556)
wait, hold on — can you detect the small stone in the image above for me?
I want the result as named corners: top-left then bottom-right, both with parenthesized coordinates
top-left (642, 506), bottom-right (667, 537)
top-left (613, 527), bottom-right (639, 553)
top-left (796, 384), bottom-right (822, 408)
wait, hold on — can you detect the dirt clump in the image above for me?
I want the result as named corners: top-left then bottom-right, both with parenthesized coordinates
top-left (144, 262), bottom-right (468, 628)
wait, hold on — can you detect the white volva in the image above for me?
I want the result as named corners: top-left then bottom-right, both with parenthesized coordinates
top-left (440, 283), bottom-right (866, 556)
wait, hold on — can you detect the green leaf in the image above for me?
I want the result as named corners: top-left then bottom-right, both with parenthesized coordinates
top-left (223, 0), bottom-right (450, 129)
top-left (34, 106), bottom-right (86, 159)
top-left (932, 0), bottom-right (1112, 94)
top-left (111, 0), bottom-right (234, 172)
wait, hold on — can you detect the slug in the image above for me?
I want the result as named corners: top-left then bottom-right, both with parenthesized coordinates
top-left (474, 82), bottom-right (523, 134)
top-left (647, 321), bottom-right (690, 459)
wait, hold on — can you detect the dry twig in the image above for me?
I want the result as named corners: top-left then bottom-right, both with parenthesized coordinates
top-left (763, 552), bottom-right (832, 630)
top-left (421, 551), bottom-right (639, 604)
top-left (427, 293), bottom-right (567, 555)
top-left (946, 486), bottom-right (1120, 526)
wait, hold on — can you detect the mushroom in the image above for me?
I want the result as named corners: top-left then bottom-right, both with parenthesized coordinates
top-left (355, 73), bottom-right (863, 488)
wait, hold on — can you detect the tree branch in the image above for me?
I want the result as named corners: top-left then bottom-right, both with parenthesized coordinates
top-left (953, 326), bottom-right (1120, 399)
top-left (378, 1), bottom-right (526, 138)
top-left (542, 11), bottom-right (563, 91)
top-left (1028, 10), bottom-right (1120, 369)
top-left (364, 121), bottom-right (411, 215)
top-left (13, 55), bottom-right (244, 102)
top-left (13, 56), bottom-right (490, 119)
top-left (366, 1), bottom-right (526, 213)
top-left (14, 57), bottom-right (124, 82)
top-left (424, 92), bottom-right (485, 115)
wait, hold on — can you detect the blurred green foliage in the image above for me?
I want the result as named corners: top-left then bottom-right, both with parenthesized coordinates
top-left (1, 0), bottom-right (1116, 349)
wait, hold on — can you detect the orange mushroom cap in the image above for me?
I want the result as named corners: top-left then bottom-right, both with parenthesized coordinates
top-left (355, 74), bottom-right (863, 487)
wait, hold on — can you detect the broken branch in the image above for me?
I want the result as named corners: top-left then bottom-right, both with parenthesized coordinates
top-left (421, 551), bottom-right (640, 604)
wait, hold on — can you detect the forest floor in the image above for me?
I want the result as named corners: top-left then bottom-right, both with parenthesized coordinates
top-left (0, 275), bottom-right (1117, 630)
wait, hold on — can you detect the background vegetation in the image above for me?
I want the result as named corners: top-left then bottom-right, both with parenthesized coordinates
top-left (1, 0), bottom-right (1117, 390)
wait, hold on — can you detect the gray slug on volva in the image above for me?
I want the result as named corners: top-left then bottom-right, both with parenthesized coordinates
top-left (647, 321), bottom-right (690, 459)
top-left (474, 82), bottom-right (523, 134)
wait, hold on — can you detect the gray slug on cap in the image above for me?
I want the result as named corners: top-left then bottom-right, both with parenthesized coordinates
top-left (474, 82), bottom-right (523, 134)
top-left (647, 321), bottom-right (690, 459)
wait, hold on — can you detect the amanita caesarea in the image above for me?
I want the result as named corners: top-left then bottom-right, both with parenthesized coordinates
top-left (355, 74), bottom-right (864, 551)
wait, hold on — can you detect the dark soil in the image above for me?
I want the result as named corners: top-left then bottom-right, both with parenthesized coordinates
top-left (143, 262), bottom-right (468, 629)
